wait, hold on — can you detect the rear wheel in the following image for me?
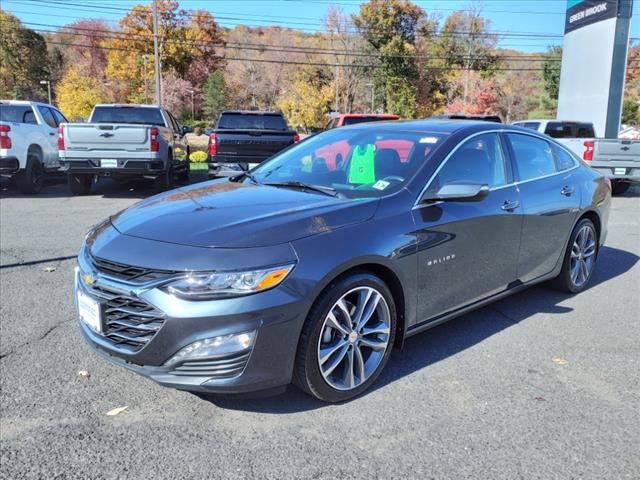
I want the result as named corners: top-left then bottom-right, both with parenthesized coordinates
top-left (16, 155), bottom-right (44, 194)
top-left (153, 158), bottom-right (174, 192)
top-left (294, 273), bottom-right (397, 402)
top-left (611, 180), bottom-right (630, 195)
top-left (551, 218), bottom-right (598, 293)
top-left (67, 173), bottom-right (93, 195)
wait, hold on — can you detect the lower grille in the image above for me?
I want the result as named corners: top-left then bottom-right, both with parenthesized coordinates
top-left (169, 351), bottom-right (251, 379)
top-left (88, 284), bottom-right (165, 353)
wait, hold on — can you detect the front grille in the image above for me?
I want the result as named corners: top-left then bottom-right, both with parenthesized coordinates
top-left (88, 284), bottom-right (165, 353)
top-left (90, 254), bottom-right (177, 284)
top-left (169, 351), bottom-right (251, 379)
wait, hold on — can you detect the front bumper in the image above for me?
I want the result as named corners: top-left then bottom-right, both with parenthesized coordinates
top-left (60, 158), bottom-right (167, 176)
top-left (74, 252), bottom-right (307, 394)
top-left (0, 156), bottom-right (20, 176)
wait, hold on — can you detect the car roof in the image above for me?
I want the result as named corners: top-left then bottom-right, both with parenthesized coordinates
top-left (0, 99), bottom-right (54, 108)
top-left (93, 104), bottom-right (162, 109)
top-left (344, 119), bottom-right (516, 135)
top-left (220, 110), bottom-right (284, 115)
top-left (336, 113), bottom-right (400, 119)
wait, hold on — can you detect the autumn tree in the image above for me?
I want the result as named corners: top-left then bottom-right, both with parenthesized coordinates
top-left (353, 0), bottom-right (433, 117)
top-left (56, 67), bottom-right (107, 120)
top-left (0, 10), bottom-right (50, 100)
top-left (542, 46), bottom-right (562, 100)
top-left (434, 9), bottom-right (499, 106)
top-left (161, 71), bottom-right (194, 119)
top-left (202, 71), bottom-right (227, 122)
top-left (277, 73), bottom-right (334, 131)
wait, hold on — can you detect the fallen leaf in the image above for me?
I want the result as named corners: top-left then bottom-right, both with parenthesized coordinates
top-left (78, 370), bottom-right (90, 379)
top-left (43, 267), bottom-right (56, 272)
top-left (106, 406), bottom-right (128, 416)
top-left (552, 357), bottom-right (569, 365)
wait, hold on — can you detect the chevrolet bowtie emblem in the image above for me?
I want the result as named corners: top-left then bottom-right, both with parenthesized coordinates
top-left (83, 273), bottom-right (95, 286)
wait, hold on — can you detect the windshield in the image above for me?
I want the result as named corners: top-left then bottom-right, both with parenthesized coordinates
top-left (218, 113), bottom-right (288, 131)
top-left (248, 128), bottom-right (444, 198)
top-left (90, 107), bottom-right (165, 126)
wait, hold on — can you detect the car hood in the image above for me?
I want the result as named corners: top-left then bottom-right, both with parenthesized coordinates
top-left (110, 180), bottom-right (378, 248)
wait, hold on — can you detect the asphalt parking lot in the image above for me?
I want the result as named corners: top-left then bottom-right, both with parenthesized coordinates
top-left (1, 177), bottom-right (638, 479)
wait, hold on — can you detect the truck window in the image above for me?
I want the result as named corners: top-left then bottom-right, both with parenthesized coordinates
top-left (217, 113), bottom-right (288, 131)
top-left (91, 107), bottom-right (166, 126)
top-left (342, 116), bottom-right (395, 126)
top-left (0, 105), bottom-right (37, 124)
top-left (544, 122), bottom-right (594, 139)
top-left (52, 109), bottom-right (68, 124)
top-left (521, 122), bottom-right (541, 131)
top-left (38, 106), bottom-right (58, 128)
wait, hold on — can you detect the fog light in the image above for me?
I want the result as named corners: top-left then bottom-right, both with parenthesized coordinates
top-left (164, 331), bottom-right (256, 366)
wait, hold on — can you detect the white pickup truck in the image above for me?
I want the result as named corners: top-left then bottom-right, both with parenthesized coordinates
top-left (0, 100), bottom-right (67, 194)
top-left (513, 119), bottom-right (639, 195)
top-left (585, 139), bottom-right (640, 195)
top-left (511, 119), bottom-right (595, 160)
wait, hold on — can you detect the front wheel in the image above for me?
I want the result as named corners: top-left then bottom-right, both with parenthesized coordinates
top-left (294, 273), bottom-right (397, 402)
top-left (551, 218), bottom-right (598, 293)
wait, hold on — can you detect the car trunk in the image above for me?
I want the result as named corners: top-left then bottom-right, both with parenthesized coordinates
top-left (65, 124), bottom-right (150, 151)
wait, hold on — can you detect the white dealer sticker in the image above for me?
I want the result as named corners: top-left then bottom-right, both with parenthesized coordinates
top-left (373, 180), bottom-right (391, 191)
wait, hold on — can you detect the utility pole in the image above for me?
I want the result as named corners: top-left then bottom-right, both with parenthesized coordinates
top-left (334, 63), bottom-right (339, 113)
top-left (40, 80), bottom-right (51, 105)
top-left (152, 0), bottom-right (161, 106)
top-left (142, 54), bottom-right (149, 103)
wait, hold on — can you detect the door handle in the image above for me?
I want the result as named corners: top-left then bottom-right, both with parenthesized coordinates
top-left (560, 186), bottom-right (575, 196)
top-left (501, 200), bottom-right (520, 212)
top-left (49, 132), bottom-right (55, 136)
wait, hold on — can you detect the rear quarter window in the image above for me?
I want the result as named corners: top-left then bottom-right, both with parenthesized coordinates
top-left (551, 143), bottom-right (577, 171)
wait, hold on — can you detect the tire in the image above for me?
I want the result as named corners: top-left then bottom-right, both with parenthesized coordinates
top-left (551, 218), bottom-right (598, 293)
top-left (293, 272), bottom-right (397, 402)
top-left (153, 159), bottom-right (174, 192)
top-left (611, 181), bottom-right (630, 195)
top-left (15, 155), bottom-right (44, 194)
top-left (67, 173), bottom-right (93, 195)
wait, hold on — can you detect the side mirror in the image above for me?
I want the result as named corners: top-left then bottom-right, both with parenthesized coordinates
top-left (421, 182), bottom-right (490, 203)
top-left (182, 125), bottom-right (193, 135)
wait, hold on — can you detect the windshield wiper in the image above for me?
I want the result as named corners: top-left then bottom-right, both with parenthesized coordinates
top-left (264, 181), bottom-right (344, 198)
top-left (230, 171), bottom-right (260, 185)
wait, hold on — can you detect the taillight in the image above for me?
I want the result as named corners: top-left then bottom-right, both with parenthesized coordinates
top-left (209, 133), bottom-right (217, 156)
top-left (150, 127), bottom-right (159, 152)
top-left (293, 132), bottom-right (300, 143)
top-left (583, 140), bottom-right (594, 162)
top-left (0, 124), bottom-right (11, 149)
top-left (57, 126), bottom-right (64, 150)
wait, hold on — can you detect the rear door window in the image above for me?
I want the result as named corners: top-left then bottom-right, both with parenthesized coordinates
top-left (91, 107), bottom-right (166, 126)
top-left (507, 133), bottom-right (557, 181)
top-left (0, 105), bottom-right (37, 124)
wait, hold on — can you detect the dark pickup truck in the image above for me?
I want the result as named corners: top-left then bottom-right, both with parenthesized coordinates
top-left (208, 111), bottom-right (298, 176)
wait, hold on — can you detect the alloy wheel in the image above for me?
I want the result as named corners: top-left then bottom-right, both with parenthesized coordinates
top-left (569, 225), bottom-right (596, 287)
top-left (317, 286), bottom-right (391, 391)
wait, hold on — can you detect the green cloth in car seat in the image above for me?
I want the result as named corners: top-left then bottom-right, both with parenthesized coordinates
top-left (348, 144), bottom-right (376, 184)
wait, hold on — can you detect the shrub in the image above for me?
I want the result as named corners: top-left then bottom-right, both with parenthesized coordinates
top-left (189, 150), bottom-right (208, 163)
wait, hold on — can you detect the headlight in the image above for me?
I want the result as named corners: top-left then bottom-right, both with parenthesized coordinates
top-left (164, 264), bottom-right (295, 300)
top-left (164, 331), bottom-right (256, 366)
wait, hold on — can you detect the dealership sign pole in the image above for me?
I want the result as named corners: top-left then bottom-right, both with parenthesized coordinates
top-left (557, 0), bottom-right (634, 138)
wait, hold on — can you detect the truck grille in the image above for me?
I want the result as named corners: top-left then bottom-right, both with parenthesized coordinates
top-left (168, 351), bottom-right (251, 379)
top-left (88, 284), bottom-right (165, 353)
top-left (90, 254), bottom-right (176, 284)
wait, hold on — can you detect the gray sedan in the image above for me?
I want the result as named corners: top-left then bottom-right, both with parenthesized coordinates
top-left (74, 120), bottom-right (611, 402)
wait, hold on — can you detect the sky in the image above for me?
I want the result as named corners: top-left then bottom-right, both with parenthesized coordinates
top-left (2, 0), bottom-right (638, 53)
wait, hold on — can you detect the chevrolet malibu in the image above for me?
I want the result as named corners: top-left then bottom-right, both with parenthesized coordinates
top-left (75, 121), bottom-right (611, 402)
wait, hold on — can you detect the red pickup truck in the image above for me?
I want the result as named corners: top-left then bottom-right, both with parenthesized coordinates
top-left (325, 113), bottom-right (400, 129)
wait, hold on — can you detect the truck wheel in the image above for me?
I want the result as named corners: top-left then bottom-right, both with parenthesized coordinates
top-left (611, 181), bottom-right (630, 195)
top-left (67, 173), bottom-right (93, 195)
top-left (15, 155), bottom-right (44, 194)
top-left (153, 164), bottom-right (174, 192)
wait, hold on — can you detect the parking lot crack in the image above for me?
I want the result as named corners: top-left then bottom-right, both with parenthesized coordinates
top-left (0, 319), bottom-right (72, 361)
